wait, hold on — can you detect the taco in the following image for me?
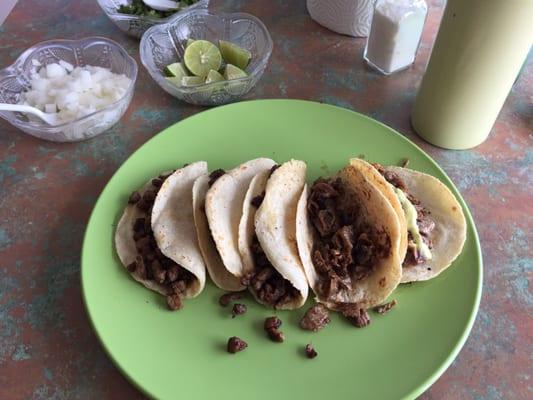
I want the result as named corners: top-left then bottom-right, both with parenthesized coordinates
top-left (115, 162), bottom-right (207, 310)
top-left (350, 159), bottom-right (467, 282)
top-left (192, 173), bottom-right (246, 291)
top-left (296, 164), bottom-right (402, 310)
top-left (205, 158), bottom-right (276, 280)
top-left (248, 160), bottom-right (309, 310)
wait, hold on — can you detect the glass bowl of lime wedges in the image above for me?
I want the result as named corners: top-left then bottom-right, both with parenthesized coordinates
top-left (140, 9), bottom-right (273, 106)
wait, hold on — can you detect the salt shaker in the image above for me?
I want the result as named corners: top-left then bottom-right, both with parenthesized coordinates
top-left (364, 0), bottom-right (428, 75)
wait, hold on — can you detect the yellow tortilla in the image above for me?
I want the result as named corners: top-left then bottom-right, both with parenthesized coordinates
top-left (205, 158), bottom-right (276, 279)
top-left (296, 164), bottom-right (402, 309)
top-left (382, 166), bottom-right (467, 282)
top-left (151, 162), bottom-right (208, 297)
top-left (238, 169), bottom-right (271, 277)
top-left (192, 174), bottom-right (245, 291)
top-left (350, 158), bottom-right (408, 260)
top-left (254, 160), bottom-right (309, 310)
top-left (115, 162), bottom-right (207, 298)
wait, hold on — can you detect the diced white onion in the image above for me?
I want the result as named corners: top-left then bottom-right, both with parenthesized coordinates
top-left (19, 63), bottom-right (132, 124)
top-left (46, 63), bottom-right (67, 78)
top-left (45, 104), bottom-right (57, 113)
top-left (59, 60), bottom-right (74, 72)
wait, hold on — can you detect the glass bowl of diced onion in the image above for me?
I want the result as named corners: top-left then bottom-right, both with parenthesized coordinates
top-left (140, 9), bottom-right (273, 106)
top-left (0, 37), bottom-right (137, 142)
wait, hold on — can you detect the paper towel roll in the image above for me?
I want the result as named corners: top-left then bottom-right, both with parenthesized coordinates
top-left (307, 0), bottom-right (375, 37)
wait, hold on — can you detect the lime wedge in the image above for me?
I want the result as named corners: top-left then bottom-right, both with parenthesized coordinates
top-left (224, 64), bottom-right (247, 80)
top-left (181, 76), bottom-right (205, 86)
top-left (183, 40), bottom-right (222, 78)
top-left (163, 62), bottom-right (188, 78)
top-left (165, 76), bottom-right (182, 87)
top-left (219, 40), bottom-right (252, 70)
top-left (205, 69), bottom-right (225, 84)
top-left (186, 38), bottom-right (195, 48)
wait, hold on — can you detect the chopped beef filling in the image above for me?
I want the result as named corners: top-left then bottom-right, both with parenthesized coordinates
top-left (373, 163), bottom-right (407, 192)
top-left (166, 293), bottom-right (183, 311)
top-left (305, 344), bottom-right (318, 359)
top-left (249, 164), bottom-right (279, 208)
top-left (373, 299), bottom-right (397, 315)
top-left (308, 178), bottom-right (391, 301)
top-left (267, 328), bottom-right (285, 343)
top-left (128, 191), bottom-right (141, 204)
top-left (263, 317), bottom-right (285, 342)
top-left (151, 178), bottom-right (163, 188)
top-left (219, 291), bottom-right (247, 307)
top-left (227, 336), bottom-right (247, 353)
top-left (268, 164), bottom-right (280, 177)
top-left (231, 303), bottom-right (247, 318)
top-left (299, 303), bottom-right (330, 332)
top-left (264, 316), bottom-right (282, 331)
top-left (373, 163), bottom-right (436, 267)
top-left (336, 303), bottom-right (371, 328)
top-left (127, 177), bottom-right (194, 311)
top-left (208, 168), bottom-right (225, 187)
top-left (248, 234), bottom-right (299, 308)
top-left (251, 191), bottom-right (265, 208)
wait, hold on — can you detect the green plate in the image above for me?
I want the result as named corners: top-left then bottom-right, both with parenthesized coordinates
top-left (82, 100), bottom-right (482, 400)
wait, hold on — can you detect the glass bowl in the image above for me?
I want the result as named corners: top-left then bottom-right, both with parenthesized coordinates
top-left (97, 0), bottom-right (210, 39)
top-left (0, 37), bottom-right (137, 142)
top-left (140, 9), bottom-right (273, 106)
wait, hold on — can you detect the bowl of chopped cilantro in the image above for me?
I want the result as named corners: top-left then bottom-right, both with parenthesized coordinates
top-left (97, 0), bottom-right (209, 39)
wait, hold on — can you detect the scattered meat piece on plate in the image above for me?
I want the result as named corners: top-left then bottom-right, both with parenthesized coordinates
top-left (263, 316), bottom-right (284, 342)
top-left (218, 291), bottom-right (246, 307)
top-left (305, 344), bottom-right (318, 359)
top-left (373, 299), bottom-right (397, 315)
top-left (267, 329), bottom-right (285, 343)
top-left (231, 303), bottom-right (247, 318)
top-left (227, 336), bottom-right (248, 354)
top-left (337, 303), bottom-right (371, 328)
top-left (300, 303), bottom-right (330, 332)
top-left (264, 316), bottom-right (282, 331)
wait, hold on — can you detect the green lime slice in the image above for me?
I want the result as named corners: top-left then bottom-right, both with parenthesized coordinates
top-left (205, 69), bottom-right (225, 84)
top-left (181, 76), bottom-right (205, 87)
top-left (163, 62), bottom-right (188, 78)
top-left (186, 38), bottom-right (195, 48)
top-left (224, 64), bottom-right (248, 80)
top-left (219, 40), bottom-right (252, 70)
top-left (183, 40), bottom-right (222, 78)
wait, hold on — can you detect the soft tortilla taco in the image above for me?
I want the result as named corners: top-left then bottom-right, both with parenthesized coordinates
top-left (192, 173), bottom-right (246, 291)
top-left (249, 160), bottom-right (309, 310)
top-left (350, 159), bottom-right (467, 283)
top-left (296, 164), bottom-right (402, 310)
top-left (115, 162), bottom-right (207, 310)
top-left (205, 158), bottom-right (276, 280)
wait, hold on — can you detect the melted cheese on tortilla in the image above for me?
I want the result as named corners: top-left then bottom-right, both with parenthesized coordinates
top-left (393, 187), bottom-right (432, 260)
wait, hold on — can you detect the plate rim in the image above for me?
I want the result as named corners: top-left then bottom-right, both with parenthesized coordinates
top-left (81, 99), bottom-right (483, 400)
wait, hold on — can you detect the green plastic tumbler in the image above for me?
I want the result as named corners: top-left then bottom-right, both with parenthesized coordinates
top-left (412, 0), bottom-right (533, 150)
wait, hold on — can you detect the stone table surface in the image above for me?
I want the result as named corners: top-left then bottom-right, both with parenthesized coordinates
top-left (0, 0), bottom-right (531, 399)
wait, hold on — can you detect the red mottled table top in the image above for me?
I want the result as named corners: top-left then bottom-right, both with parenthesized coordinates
top-left (0, 1), bottom-right (531, 399)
